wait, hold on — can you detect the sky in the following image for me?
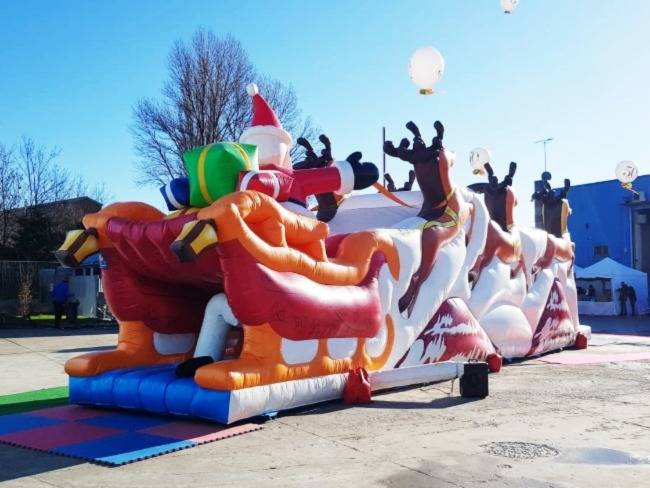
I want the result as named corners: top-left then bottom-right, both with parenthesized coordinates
top-left (1, 0), bottom-right (649, 225)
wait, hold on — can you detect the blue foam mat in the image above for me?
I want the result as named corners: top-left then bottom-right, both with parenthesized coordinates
top-left (70, 365), bottom-right (232, 424)
top-left (0, 405), bottom-right (262, 466)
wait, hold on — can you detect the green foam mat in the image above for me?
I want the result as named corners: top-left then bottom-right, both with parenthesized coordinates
top-left (0, 387), bottom-right (69, 416)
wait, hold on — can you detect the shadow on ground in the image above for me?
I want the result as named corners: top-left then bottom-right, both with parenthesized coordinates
top-left (0, 444), bottom-right (85, 482)
top-left (582, 315), bottom-right (650, 336)
top-left (287, 388), bottom-right (482, 420)
top-left (56, 345), bottom-right (115, 353)
top-left (0, 324), bottom-right (117, 339)
top-left (358, 395), bottom-right (481, 410)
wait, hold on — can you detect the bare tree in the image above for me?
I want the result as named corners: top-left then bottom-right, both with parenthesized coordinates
top-left (133, 29), bottom-right (317, 187)
top-left (18, 137), bottom-right (74, 207)
top-left (17, 263), bottom-right (35, 318)
top-left (0, 137), bottom-right (111, 261)
top-left (0, 145), bottom-right (21, 246)
top-left (15, 137), bottom-right (112, 206)
top-left (88, 182), bottom-right (113, 206)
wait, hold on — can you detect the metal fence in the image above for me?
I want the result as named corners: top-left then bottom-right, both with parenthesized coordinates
top-left (0, 260), bottom-right (59, 301)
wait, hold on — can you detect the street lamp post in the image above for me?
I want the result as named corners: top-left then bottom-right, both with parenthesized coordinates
top-left (534, 137), bottom-right (553, 172)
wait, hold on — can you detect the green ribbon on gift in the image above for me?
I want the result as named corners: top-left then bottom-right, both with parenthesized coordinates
top-left (183, 142), bottom-right (258, 208)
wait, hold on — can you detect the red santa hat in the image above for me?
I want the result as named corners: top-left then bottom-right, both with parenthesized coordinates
top-left (247, 83), bottom-right (282, 128)
top-left (240, 83), bottom-right (292, 158)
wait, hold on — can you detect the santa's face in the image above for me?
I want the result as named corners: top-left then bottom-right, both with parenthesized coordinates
top-left (257, 139), bottom-right (290, 168)
top-left (240, 127), bottom-right (292, 169)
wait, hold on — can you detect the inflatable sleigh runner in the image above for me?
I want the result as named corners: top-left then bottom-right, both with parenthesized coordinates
top-left (55, 87), bottom-right (588, 424)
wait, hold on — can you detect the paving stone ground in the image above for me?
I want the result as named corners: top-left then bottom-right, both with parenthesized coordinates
top-left (1, 316), bottom-right (649, 487)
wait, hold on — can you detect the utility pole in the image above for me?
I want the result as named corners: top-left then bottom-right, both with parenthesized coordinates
top-left (534, 137), bottom-right (553, 172)
top-left (382, 127), bottom-right (386, 186)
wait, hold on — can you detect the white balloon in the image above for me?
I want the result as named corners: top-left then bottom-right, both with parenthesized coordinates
top-left (500, 0), bottom-right (519, 14)
top-left (469, 147), bottom-right (491, 175)
top-left (615, 160), bottom-right (639, 184)
top-left (408, 46), bottom-right (445, 95)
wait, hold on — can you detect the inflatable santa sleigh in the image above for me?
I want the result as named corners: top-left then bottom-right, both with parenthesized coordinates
top-left (55, 86), bottom-right (588, 424)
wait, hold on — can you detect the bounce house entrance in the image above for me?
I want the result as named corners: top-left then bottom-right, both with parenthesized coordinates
top-left (223, 327), bottom-right (244, 360)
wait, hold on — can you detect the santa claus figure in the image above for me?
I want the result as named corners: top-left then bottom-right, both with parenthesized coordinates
top-left (237, 83), bottom-right (378, 217)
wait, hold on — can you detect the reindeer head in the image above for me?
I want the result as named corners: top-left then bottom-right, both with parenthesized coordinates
top-left (383, 121), bottom-right (453, 166)
top-left (293, 135), bottom-right (378, 222)
top-left (531, 172), bottom-right (571, 237)
top-left (531, 172), bottom-right (570, 204)
top-left (294, 134), bottom-right (333, 170)
top-left (469, 162), bottom-right (518, 232)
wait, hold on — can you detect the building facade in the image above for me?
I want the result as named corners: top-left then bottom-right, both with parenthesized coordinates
top-left (534, 175), bottom-right (650, 273)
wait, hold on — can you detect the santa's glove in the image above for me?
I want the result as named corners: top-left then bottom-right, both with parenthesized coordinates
top-left (345, 151), bottom-right (379, 190)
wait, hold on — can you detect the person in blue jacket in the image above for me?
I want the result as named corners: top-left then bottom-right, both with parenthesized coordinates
top-left (51, 278), bottom-right (70, 328)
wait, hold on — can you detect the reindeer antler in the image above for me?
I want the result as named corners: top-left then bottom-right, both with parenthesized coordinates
top-left (432, 120), bottom-right (444, 149)
top-left (499, 162), bottom-right (517, 190)
top-left (406, 170), bottom-right (416, 188)
top-left (558, 178), bottom-right (571, 199)
top-left (405, 121), bottom-right (423, 140)
top-left (384, 121), bottom-right (445, 165)
top-left (297, 137), bottom-right (314, 154)
top-left (484, 163), bottom-right (499, 189)
top-left (294, 136), bottom-right (330, 169)
top-left (319, 134), bottom-right (333, 163)
top-left (541, 171), bottom-right (553, 193)
top-left (384, 173), bottom-right (397, 192)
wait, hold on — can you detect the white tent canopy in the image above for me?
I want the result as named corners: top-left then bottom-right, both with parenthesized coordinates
top-left (576, 257), bottom-right (648, 315)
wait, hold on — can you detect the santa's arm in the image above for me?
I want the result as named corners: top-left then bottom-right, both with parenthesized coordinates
top-left (237, 169), bottom-right (294, 202)
top-left (294, 163), bottom-right (355, 197)
top-left (295, 153), bottom-right (379, 198)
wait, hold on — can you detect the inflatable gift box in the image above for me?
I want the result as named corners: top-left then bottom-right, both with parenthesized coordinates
top-left (184, 142), bottom-right (259, 208)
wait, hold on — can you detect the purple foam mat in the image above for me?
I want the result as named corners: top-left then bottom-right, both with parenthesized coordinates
top-left (0, 405), bottom-right (262, 466)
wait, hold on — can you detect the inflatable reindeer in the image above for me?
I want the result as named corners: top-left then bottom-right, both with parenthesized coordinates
top-left (293, 135), bottom-right (375, 223)
top-left (468, 162), bottom-right (524, 283)
top-left (380, 121), bottom-right (498, 369)
top-left (466, 165), bottom-right (584, 357)
top-left (531, 172), bottom-right (574, 271)
top-left (383, 121), bottom-right (472, 315)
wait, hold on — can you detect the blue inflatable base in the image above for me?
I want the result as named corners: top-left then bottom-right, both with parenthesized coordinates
top-left (69, 365), bottom-right (233, 424)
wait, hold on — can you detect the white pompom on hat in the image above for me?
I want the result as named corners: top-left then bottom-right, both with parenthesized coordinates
top-left (246, 83), bottom-right (259, 97)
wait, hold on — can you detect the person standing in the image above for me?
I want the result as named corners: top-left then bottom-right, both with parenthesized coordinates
top-left (627, 285), bottom-right (637, 316)
top-left (618, 282), bottom-right (628, 317)
top-left (51, 278), bottom-right (70, 328)
top-left (587, 284), bottom-right (596, 302)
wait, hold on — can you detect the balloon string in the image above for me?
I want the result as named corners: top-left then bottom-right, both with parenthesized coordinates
top-left (372, 182), bottom-right (414, 208)
top-left (622, 182), bottom-right (639, 196)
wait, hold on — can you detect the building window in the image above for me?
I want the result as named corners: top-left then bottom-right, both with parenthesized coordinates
top-left (594, 245), bottom-right (609, 258)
